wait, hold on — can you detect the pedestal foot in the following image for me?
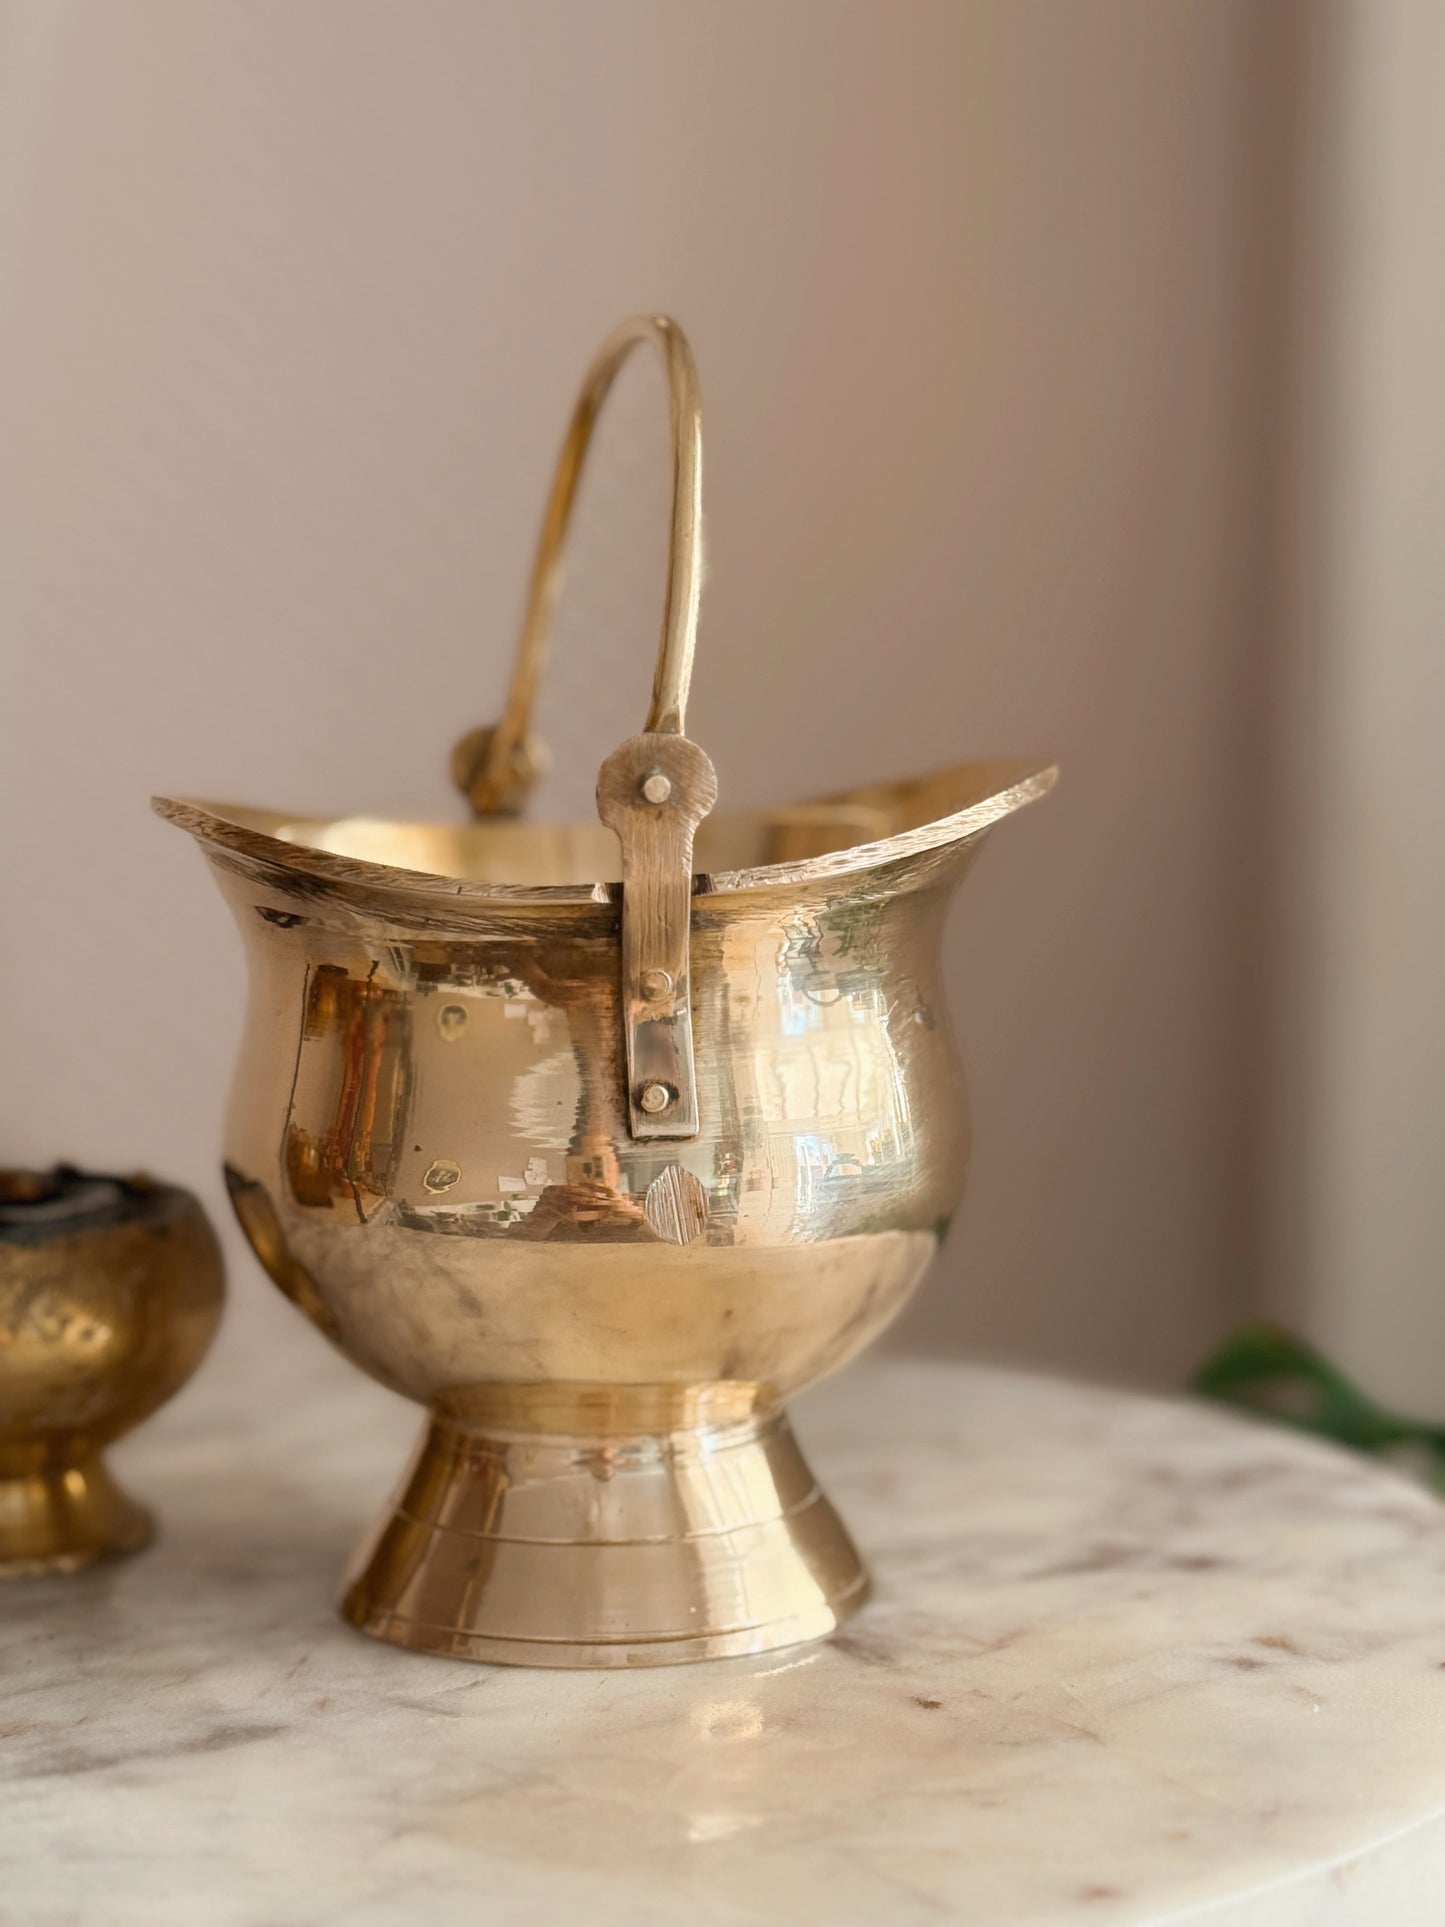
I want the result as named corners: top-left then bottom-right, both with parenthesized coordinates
top-left (342, 1404), bottom-right (867, 1667)
top-left (0, 1457), bottom-right (153, 1577)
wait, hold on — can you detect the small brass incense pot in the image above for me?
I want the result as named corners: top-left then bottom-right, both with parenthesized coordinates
top-left (0, 1168), bottom-right (224, 1575)
top-left (158, 316), bottom-right (1054, 1666)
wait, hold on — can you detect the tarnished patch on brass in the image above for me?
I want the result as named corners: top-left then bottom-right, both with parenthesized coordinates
top-left (643, 1164), bottom-right (709, 1245)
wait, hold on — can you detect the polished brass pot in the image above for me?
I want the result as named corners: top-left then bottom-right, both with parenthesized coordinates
top-left (0, 1168), bottom-right (224, 1575)
top-left (158, 317), bottom-right (1054, 1666)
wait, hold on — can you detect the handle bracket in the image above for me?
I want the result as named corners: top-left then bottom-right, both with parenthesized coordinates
top-left (596, 733), bottom-right (717, 1138)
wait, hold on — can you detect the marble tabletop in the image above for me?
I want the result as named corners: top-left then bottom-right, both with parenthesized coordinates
top-left (5, 1342), bottom-right (1445, 1926)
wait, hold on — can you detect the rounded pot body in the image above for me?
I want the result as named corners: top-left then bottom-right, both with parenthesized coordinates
top-left (0, 1173), bottom-right (224, 1474)
top-left (204, 838), bottom-right (975, 1429)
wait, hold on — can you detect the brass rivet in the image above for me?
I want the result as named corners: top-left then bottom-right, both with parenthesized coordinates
top-left (639, 969), bottom-right (673, 1003)
top-left (639, 1082), bottom-right (671, 1114)
top-left (640, 770), bottom-right (672, 805)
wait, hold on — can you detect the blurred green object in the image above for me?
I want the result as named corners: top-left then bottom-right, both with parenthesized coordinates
top-left (1192, 1322), bottom-right (1445, 1491)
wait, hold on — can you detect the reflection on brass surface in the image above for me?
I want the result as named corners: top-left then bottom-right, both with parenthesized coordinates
top-left (0, 1168), bottom-right (224, 1575)
top-left (157, 315), bottom-right (1054, 1665)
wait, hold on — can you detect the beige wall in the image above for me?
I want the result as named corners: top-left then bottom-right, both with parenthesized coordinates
top-left (2, 2), bottom-right (1285, 1384)
top-left (1265, 0), bottom-right (1445, 1415)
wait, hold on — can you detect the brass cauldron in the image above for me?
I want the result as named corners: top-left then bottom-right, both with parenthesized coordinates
top-left (158, 317), bottom-right (1054, 1666)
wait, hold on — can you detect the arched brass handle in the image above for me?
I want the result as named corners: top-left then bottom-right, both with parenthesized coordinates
top-left (452, 314), bottom-right (705, 816)
top-left (451, 315), bottom-right (717, 1142)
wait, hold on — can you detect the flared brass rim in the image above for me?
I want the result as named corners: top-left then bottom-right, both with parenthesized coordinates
top-left (152, 759), bottom-right (1055, 908)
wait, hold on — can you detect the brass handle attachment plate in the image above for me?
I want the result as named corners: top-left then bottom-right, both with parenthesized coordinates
top-left (596, 732), bottom-right (718, 1138)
